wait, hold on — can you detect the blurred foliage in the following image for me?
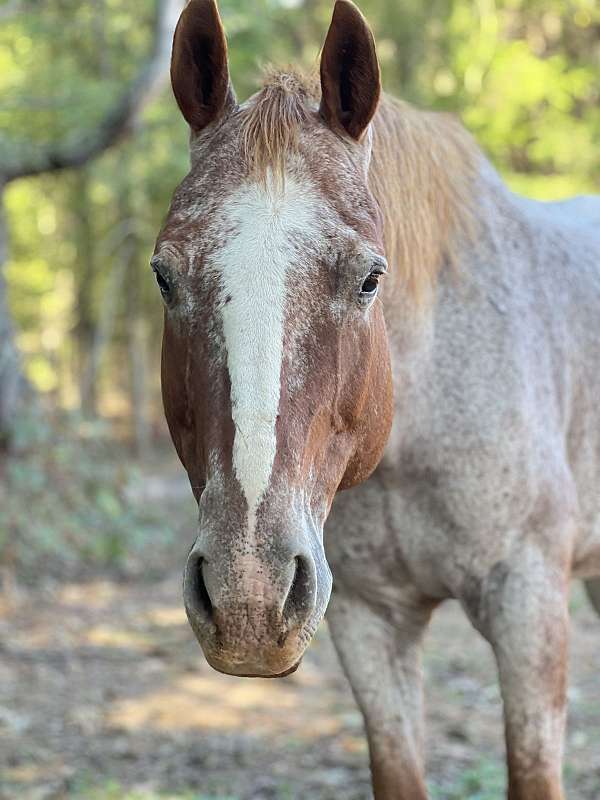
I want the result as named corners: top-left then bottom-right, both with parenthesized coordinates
top-left (0, 408), bottom-right (182, 577)
top-left (3, 0), bottom-right (599, 407)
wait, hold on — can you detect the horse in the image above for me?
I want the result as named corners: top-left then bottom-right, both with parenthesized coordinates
top-left (152, 1), bottom-right (600, 797)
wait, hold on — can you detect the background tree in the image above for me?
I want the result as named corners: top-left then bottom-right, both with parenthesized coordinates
top-left (0, 0), bottom-right (182, 446)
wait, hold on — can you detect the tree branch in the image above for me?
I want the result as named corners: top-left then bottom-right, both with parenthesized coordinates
top-left (2, 0), bottom-right (183, 183)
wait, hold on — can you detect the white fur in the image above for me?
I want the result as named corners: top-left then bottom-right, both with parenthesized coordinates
top-left (211, 173), bottom-right (320, 533)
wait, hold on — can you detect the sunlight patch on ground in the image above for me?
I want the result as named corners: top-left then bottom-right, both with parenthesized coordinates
top-left (338, 734), bottom-right (367, 754)
top-left (107, 670), bottom-right (343, 739)
top-left (85, 625), bottom-right (155, 651)
top-left (107, 673), bottom-right (296, 732)
top-left (107, 685), bottom-right (243, 731)
top-left (3, 762), bottom-right (54, 783)
top-left (59, 581), bottom-right (120, 609)
top-left (145, 606), bottom-right (188, 627)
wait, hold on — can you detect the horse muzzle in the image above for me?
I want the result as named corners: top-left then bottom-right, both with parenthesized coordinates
top-left (183, 546), bottom-right (328, 677)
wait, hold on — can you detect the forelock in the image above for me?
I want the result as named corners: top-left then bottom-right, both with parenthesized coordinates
top-left (238, 69), bottom-right (319, 183)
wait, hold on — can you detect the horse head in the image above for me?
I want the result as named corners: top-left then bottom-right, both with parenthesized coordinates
top-left (153, 0), bottom-right (393, 677)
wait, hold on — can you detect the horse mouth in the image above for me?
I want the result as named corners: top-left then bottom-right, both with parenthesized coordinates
top-left (211, 658), bottom-right (302, 679)
top-left (202, 642), bottom-right (305, 678)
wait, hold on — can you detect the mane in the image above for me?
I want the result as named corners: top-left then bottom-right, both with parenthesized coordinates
top-left (240, 69), bottom-right (480, 302)
top-left (369, 96), bottom-right (479, 302)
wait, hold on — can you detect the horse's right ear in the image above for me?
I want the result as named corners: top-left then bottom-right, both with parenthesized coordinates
top-left (170, 0), bottom-right (235, 133)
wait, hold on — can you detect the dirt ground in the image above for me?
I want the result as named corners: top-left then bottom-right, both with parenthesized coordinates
top-left (1, 478), bottom-right (599, 800)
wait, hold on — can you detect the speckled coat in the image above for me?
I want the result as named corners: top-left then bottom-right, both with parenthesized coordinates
top-left (326, 153), bottom-right (600, 798)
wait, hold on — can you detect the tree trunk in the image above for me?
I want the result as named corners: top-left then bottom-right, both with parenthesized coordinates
top-left (121, 171), bottom-right (151, 458)
top-left (73, 170), bottom-right (98, 417)
top-left (0, 182), bottom-right (26, 450)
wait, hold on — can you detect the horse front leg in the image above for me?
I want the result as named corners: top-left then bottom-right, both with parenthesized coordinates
top-left (327, 588), bottom-right (434, 800)
top-left (465, 547), bottom-right (570, 800)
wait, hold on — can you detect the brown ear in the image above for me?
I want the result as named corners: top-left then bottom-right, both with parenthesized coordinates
top-left (170, 0), bottom-right (235, 132)
top-left (319, 0), bottom-right (380, 141)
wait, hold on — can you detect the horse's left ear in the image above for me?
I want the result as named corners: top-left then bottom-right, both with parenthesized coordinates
top-left (170, 0), bottom-right (236, 133)
top-left (319, 0), bottom-right (381, 141)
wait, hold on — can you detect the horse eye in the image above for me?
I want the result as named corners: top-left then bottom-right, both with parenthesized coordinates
top-left (360, 271), bottom-right (382, 296)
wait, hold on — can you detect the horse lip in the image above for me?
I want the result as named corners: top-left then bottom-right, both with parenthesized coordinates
top-left (210, 658), bottom-right (302, 679)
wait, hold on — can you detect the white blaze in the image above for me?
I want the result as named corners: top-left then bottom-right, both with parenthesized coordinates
top-left (213, 173), bottom-right (319, 533)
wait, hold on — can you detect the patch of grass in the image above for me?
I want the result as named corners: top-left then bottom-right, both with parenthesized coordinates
top-left (430, 758), bottom-right (506, 800)
top-left (272, 784), bottom-right (295, 800)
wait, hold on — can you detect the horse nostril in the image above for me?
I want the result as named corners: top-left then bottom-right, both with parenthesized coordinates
top-left (185, 556), bottom-right (213, 623)
top-left (283, 555), bottom-right (314, 630)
